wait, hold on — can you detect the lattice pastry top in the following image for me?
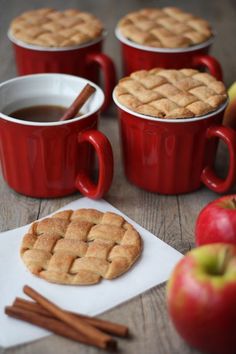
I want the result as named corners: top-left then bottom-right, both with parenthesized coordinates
top-left (9, 8), bottom-right (104, 48)
top-left (114, 68), bottom-right (227, 119)
top-left (20, 208), bottom-right (142, 285)
top-left (118, 7), bottom-right (213, 48)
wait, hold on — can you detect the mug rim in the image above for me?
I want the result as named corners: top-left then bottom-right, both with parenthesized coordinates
top-left (0, 73), bottom-right (105, 126)
top-left (115, 27), bottom-right (215, 53)
top-left (8, 30), bottom-right (107, 52)
top-left (113, 90), bottom-right (229, 123)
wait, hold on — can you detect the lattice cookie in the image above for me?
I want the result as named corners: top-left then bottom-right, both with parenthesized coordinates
top-left (9, 8), bottom-right (104, 47)
top-left (118, 7), bottom-right (213, 48)
top-left (20, 209), bottom-right (142, 285)
top-left (114, 68), bottom-right (227, 119)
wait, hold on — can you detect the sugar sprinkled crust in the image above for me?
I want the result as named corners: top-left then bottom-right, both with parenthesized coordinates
top-left (10, 8), bottom-right (104, 48)
top-left (20, 208), bottom-right (142, 285)
top-left (114, 68), bottom-right (227, 119)
top-left (118, 7), bottom-right (213, 49)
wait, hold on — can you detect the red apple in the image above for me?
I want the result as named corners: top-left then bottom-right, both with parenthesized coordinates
top-left (195, 195), bottom-right (236, 246)
top-left (166, 243), bottom-right (236, 354)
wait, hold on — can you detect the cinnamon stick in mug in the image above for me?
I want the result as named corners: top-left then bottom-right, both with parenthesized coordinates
top-left (60, 83), bottom-right (95, 121)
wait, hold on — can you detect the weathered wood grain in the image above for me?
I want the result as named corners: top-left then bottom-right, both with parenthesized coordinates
top-left (1, 0), bottom-right (236, 353)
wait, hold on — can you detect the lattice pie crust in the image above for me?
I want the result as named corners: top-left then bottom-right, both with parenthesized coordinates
top-left (118, 7), bottom-right (213, 48)
top-left (9, 8), bottom-right (104, 47)
top-left (114, 68), bottom-right (227, 119)
top-left (20, 209), bottom-right (142, 285)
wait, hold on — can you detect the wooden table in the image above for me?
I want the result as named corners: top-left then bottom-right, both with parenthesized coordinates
top-left (0, 1), bottom-right (235, 353)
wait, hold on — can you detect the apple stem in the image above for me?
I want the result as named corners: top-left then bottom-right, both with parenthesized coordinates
top-left (218, 247), bottom-right (231, 275)
top-left (219, 197), bottom-right (236, 209)
top-left (232, 198), bottom-right (236, 208)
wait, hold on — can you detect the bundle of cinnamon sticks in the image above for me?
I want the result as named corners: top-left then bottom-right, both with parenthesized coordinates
top-left (5, 285), bottom-right (129, 350)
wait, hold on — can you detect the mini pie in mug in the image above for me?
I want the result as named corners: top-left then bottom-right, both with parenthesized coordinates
top-left (9, 8), bottom-right (104, 48)
top-left (118, 7), bottom-right (213, 49)
top-left (114, 68), bottom-right (227, 119)
top-left (20, 209), bottom-right (142, 285)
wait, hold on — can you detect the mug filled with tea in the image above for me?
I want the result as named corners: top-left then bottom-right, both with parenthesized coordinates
top-left (8, 8), bottom-right (116, 111)
top-left (0, 73), bottom-right (113, 198)
top-left (113, 68), bottom-right (236, 194)
top-left (10, 105), bottom-right (68, 122)
top-left (115, 7), bottom-right (222, 80)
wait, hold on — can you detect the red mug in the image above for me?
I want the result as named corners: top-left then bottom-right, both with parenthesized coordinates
top-left (115, 28), bottom-right (223, 81)
top-left (0, 74), bottom-right (113, 198)
top-left (8, 32), bottom-right (116, 111)
top-left (113, 93), bottom-right (236, 195)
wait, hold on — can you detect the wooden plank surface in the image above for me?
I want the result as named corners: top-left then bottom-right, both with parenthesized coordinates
top-left (0, 0), bottom-right (236, 353)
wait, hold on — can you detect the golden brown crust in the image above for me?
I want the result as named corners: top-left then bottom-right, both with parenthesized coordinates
top-left (118, 7), bottom-right (213, 48)
top-left (20, 209), bottom-right (142, 285)
top-left (9, 8), bottom-right (104, 47)
top-left (114, 68), bottom-right (227, 119)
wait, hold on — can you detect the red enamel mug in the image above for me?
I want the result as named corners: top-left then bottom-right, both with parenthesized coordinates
top-left (8, 32), bottom-right (116, 111)
top-left (0, 74), bottom-right (113, 198)
top-left (113, 94), bottom-right (236, 195)
top-left (115, 28), bottom-right (223, 81)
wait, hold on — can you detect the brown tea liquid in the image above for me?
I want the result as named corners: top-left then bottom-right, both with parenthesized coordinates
top-left (10, 105), bottom-right (68, 122)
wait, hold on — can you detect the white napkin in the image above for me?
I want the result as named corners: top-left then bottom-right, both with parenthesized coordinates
top-left (0, 197), bottom-right (183, 348)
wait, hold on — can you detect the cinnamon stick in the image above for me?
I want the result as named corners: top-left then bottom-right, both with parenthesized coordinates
top-left (23, 285), bottom-right (113, 349)
top-left (60, 83), bottom-right (95, 121)
top-left (13, 297), bottom-right (128, 337)
top-left (5, 306), bottom-right (116, 350)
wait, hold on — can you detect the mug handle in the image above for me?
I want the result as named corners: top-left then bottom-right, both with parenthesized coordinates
top-left (86, 53), bottom-right (117, 112)
top-left (75, 129), bottom-right (113, 199)
top-left (191, 54), bottom-right (223, 81)
top-left (201, 125), bottom-right (236, 193)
